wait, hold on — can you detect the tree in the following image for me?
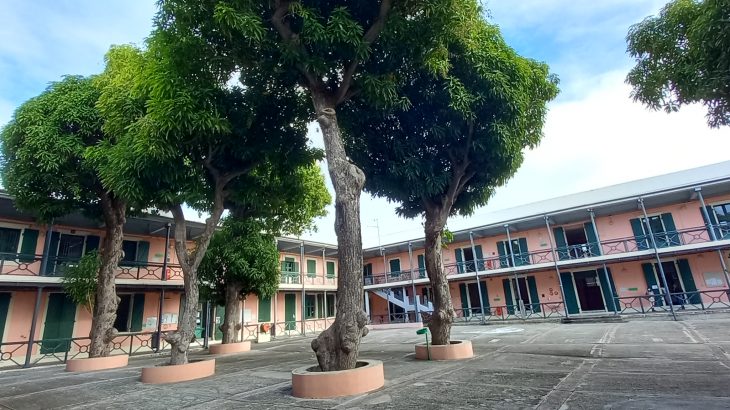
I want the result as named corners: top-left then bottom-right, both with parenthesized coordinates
top-left (154, 0), bottom-right (473, 371)
top-left (1, 76), bottom-right (137, 357)
top-left (627, 0), bottom-right (730, 127)
top-left (342, 16), bottom-right (558, 344)
top-left (94, 41), bottom-right (317, 365)
top-left (199, 163), bottom-right (330, 344)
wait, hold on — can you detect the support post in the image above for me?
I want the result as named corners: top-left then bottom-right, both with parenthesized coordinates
top-left (544, 216), bottom-right (570, 318)
top-left (468, 231), bottom-right (486, 323)
top-left (24, 286), bottom-right (43, 368)
top-left (39, 220), bottom-right (54, 276)
top-left (504, 225), bottom-right (525, 317)
top-left (155, 223), bottom-right (171, 352)
top-left (696, 187), bottom-right (730, 288)
top-left (639, 198), bottom-right (676, 320)
top-left (300, 241), bottom-right (306, 336)
top-left (407, 241), bottom-right (420, 322)
top-left (203, 300), bottom-right (210, 348)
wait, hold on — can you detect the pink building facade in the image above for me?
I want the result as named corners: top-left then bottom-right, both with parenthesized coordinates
top-left (362, 162), bottom-right (730, 323)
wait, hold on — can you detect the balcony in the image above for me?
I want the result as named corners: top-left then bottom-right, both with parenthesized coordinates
top-left (363, 224), bottom-right (729, 286)
top-left (279, 271), bottom-right (337, 287)
top-left (0, 253), bottom-right (183, 281)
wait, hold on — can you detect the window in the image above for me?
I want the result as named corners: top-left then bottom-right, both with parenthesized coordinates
top-left (281, 257), bottom-right (299, 284)
top-left (121, 241), bottom-right (138, 265)
top-left (326, 294), bottom-right (335, 317)
top-left (631, 213), bottom-right (678, 249)
top-left (417, 254), bottom-right (426, 277)
top-left (708, 203), bottom-right (730, 239)
top-left (326, 261), bottom-right (336, 278)
top-left (306, 259), bottom-right (317, 278)
top-left (304, 294), bottom-right (316, 319)
top-left (363, 263), bottom-right (373, 276)
top-left (497, 238), bottom-right (529, 267)
top-left (0, 228), bottom-right (20, 254)
top-left (114, 293), bottom-right (145, 332)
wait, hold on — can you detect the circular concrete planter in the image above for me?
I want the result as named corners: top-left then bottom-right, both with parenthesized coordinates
top-left (66, 354), bottom-right (129, 372)
top-left (209, 341), bottom-right (251, 355)
top-left (291, 359), bottom-right (384, 399)
top-left (415, 340), bottom-right (473, 361)
top-left (140, 359), bottom-right (216, 384)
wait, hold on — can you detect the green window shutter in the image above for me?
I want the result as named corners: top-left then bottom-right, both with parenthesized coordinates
top-left (326, 261), bottom-right (335, 278)
top-left (455, 248), bottom-right (464, 273)
top-left (417, 254), bottom-right (426, 277)
top-left (307, 260), bottom-right (317, 277)
top-left (41, 293), bottom-right (76, 354)
top-left (497, 241), bottom-right (509, 268)
top-left (700, 206), bottom-right (719, 240)
top-left (458, 283), bottom-right (469, 316)
top-left (583, 222), bottom-right (600, 256)
top-left (560, 273), bottom-right (580, 314)
top-left (479, 281), bottom-right (490, 311)
top-left (597, 268), bottom-right (619, 312)
top-left (676, 259), bottom-right (700, 304)
top-left (130, 293), bottom-right (145, 331)
top-left (19, 229), bottom-right (39, 263)
top-left (316, 294), bottom-right (324, 318)
top-left (502, 279), bottom-right (514, 314)
top-left (44, 232), bottom-right (61, 276)
top-left (660, 213), bottom-right (679, 247)
top-left (0, 293), bottom-right (10, 342)
top-left (474, 245), bottom-right (484, 271)
top-left (630, 218), bottom-right (649, 250)
top-left (642, 263), bottom-right (662, 306)
top-left (526, 276), bottom-right (541, 312)
top-left (553, 227), bottom-right (568, 260)
top-left (136, 241), bottom-right (150, 264)
top-left (389, 259), bottom-right (400, 276)
top-left (258, 296), bottom-right (271, 322)
top-left (0, 228), bottom-right (20, 254)
top-left (305, 295), bottom-right (316, 319)
top-left (517, 238), bottom-right (529, 266)
top-left (84, 235), bottom-right (101, 254)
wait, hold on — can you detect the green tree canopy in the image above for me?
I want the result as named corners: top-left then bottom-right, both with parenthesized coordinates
top-left (627, 0), bottom-right (730, 127)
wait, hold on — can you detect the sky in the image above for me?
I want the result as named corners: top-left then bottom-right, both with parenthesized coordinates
top-left (2, 1), bottom-right (729, 248)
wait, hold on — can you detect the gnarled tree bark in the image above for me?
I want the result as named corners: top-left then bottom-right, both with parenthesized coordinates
top-left (310, 96), bottom-right (369, 371)
top-left (88, 192), bottom-right (126, 358)
top-left (423, 205), bottom-right (454, 346)
top-left (222, 281), bottom-right (242, 344)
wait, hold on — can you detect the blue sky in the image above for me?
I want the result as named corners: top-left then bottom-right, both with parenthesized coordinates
top-left (2, 1), bottom-right (729, 247)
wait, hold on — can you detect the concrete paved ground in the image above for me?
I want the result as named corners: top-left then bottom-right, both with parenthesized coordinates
top-left (2, 315), bottom-right (730, 409)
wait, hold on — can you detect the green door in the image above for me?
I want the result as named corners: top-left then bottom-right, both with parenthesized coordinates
top-left (41, 293), bottom-right (77, 354)
top-left (284, 294), bottom-right (296, 331)
top-left (560, 272), bottom-right (580, 315)
top-left (258, 296), bottom-right (271, 322)
top-left (0, 293), bottom-right (10, 342)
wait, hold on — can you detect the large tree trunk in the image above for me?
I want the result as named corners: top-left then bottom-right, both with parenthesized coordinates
top-left (310, 96), bottom-right (369, 371)
top-left (424, 208), bottom-right (454, 346)
top-left (88, 194), bottom-right (126, 358)
top-left (166, 193), bottom-right (226, 365)
top-left (222, 281), bottom-right (242, 344)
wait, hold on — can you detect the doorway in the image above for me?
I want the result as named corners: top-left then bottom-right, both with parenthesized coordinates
top-left (41, 293), bottom-right (77, 354)
top-left (510, 277), bottom-right (531, 310)
top-left (565, 227), bottom-right (589, 258)
top-left (284, 294), bottom-right (296, 331)
top-left (573, 271), bottom-right (606, 312)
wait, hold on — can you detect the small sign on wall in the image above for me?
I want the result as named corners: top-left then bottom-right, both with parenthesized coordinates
top-left (703, 272), bottom-right (725, 288)
top-left (145, 317), bottom-right (157, 329)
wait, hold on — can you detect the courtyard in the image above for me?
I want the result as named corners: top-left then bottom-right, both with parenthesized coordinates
top-left (2, 315), bottom-right (730, 409)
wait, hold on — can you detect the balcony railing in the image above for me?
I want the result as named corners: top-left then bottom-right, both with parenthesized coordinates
top-left (279, 271), bottom-right (337, 286)
top-left (363, 224), bottom-right (729, 286)
top-left (0, 253), bottom-right (184, 281)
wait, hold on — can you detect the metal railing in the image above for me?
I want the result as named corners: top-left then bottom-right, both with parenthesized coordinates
top-left (363, 224), bottom-right (729, 286)
top-left (279, 271), bottom-right (337, 286)
top-left (615, 289), bottom-right (730, 315)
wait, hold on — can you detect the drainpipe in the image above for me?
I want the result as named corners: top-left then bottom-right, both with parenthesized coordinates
top-left (24, 286), bottom-right (43, 368)
top-left (468, 231), bottom-right (486, 323)
top-left (587, 210), bottom-right (618, 314)
top-left (155, 223), bottom-right (171, 351)
top-left (696, 187), bottom-right (730, 288)
top-left (300, 241), bottom-right (306, 336)
top-left (504, 224), bottom-right (525, 317)
top-left (408, 241), bottom-right (420, 322)
top-left (639, 198), bottom-right (676, 320)
top-left (544, 216), bottom-right (570, 318)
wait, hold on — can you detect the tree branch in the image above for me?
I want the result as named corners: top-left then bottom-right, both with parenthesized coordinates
top-left (170, 203), bottom-right (191, 273)
top-left (271, 0), bottom-right (322, 89)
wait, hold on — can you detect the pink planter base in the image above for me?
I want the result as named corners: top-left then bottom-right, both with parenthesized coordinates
top-left (292, 360), bottom-right (384, 399)
top-left (415, 340), bottom-right (473, 360)
top-left (140, 359), bottom-right (216, 384)
top-left (65, 354), bottom-right (129, 372)
top-left (209, 341), bottom-right (251, 355)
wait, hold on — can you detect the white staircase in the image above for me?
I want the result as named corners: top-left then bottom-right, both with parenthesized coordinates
top-left (372, 290), bottom-right (433, 313)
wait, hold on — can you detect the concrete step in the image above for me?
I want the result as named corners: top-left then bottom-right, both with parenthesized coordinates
top-left (561, 315), bottom-right (625, 324)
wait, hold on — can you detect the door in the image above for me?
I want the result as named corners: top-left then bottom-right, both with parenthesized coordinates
top-left (41, 293), bottom-right (77, 354)
top-left (573, 271), bottom-right (606, 312)
top-left (284, 294), bottom-right (296, 331)
top-left (53, 234), bottom-right (85, 276)
top-left (0, 293), bottom-right (10, 342)
top-left (258, 296), bottom-right (271, 322)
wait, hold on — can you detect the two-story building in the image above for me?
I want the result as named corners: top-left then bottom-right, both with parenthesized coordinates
top-left (363, 161), bottom-right (730, 323)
